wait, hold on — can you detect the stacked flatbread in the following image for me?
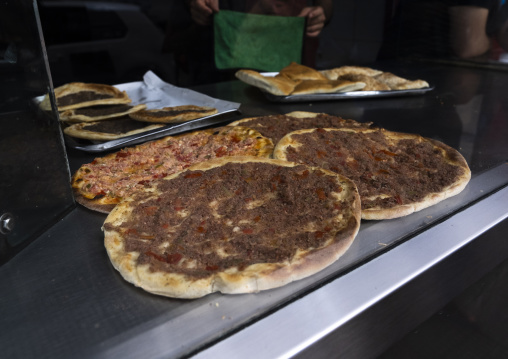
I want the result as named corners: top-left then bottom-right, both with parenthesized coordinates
top-left (321, 66), bottom-right (429, 91)
top-left (235, 62), bottom-right (429, 96)
top-left (41, 82), bottom-right (217, 141)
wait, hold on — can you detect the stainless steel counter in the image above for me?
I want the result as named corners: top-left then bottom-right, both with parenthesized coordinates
top-left (1, 62), bottom-right (508, 359)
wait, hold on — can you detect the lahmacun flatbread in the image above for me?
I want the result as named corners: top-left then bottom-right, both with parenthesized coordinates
top-left (103, 156), bottom-right (361, 298)
top-left (72, 126), bottom-right (274, 213)
top-left (229, 111), bottom-right (372, 144)
top-left (59, 104), bottom-right (147, 123)
top-left (40, 82), bottom-right (131, 111)
top-left (129, 105), bottom-right (218, 124)
top-left (274, 127), bottom-right (471, 220)
top-left (63, 116), bottom-right (164, 140)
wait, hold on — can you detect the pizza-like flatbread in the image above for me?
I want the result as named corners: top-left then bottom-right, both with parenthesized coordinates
top-left (59, 104), bottom-right (147, 123)
top-left (72, 126), bottom-right (274, 213)
top-left (274, 127), bottom-right (471, 220)
top-left (63, 116), bottom-right (164, 140)
top-left (40, 82), bottom-right (131, 111)
top-left (229, 111), bottom-right (372, 144)
top-left (103, 156), bottom-right (361, 298)
top-left (129, 105), bottom-right (218, 124)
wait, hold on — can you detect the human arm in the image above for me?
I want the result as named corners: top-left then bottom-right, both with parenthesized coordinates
top-left (498, 5), bottom-right (508, 51)
top-left (449, 5), bottom-right (491, 58)
top-left (298, 0), bottom-right (333, 37)
top-left (187, 0), bottom-right (219, 26)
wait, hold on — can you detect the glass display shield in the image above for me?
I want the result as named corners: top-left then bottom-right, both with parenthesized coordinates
top-left (0, 0), bottom-right (74, 264)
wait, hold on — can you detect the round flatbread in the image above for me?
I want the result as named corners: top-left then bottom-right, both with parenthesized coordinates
top-left (129, 105), bottom-right (218, 123)
top-left (103, 156), bottom-right (361, 298)
top-left (229, 111), bottom-right (372, 144)
top-left (63, 116), bottom-right (164, 140)
top-left (273, 127), bottom-right (471, 220)
top-left (72, 126), bottom-right (274, 213)
top-left (60, 104), bottom-right (147, 123)
top-left (40, 82), bottom-right (131, 111)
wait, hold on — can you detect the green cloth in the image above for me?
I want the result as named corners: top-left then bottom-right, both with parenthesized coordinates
top-left (214, 10), bottom-right (305, 72)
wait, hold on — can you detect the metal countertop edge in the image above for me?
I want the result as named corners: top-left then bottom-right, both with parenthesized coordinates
top-left (193, 186), bottom-right (508, 359)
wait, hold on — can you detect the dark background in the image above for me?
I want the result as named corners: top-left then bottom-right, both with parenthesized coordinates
top-left (36, 0), bottom-right (388, 87)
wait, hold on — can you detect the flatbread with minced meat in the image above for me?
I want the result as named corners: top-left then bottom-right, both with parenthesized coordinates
top-left (40, 82), bottom-right (131, 111)
top-left (63, 116), bottom-right (164, 140)
top-left (129, 105), bottom-right (218, 123)
top-left (229, 111), bottom-right (372, 144)
top-left (60, 104), bottom-right (147, 122)
top-left (72, 126), bottom-right (274, 213)
top-left (273, 127), bottom-right (470, 220)
top-left (103, 156), bottom-right (361, 298)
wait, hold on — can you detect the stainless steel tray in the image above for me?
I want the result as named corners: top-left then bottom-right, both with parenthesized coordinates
top-left (258, 71), bottom-right (434, 102)
top-left (50, 71), bottom-right (241, 152)
top-left (63, 110), bottom-right (239, 153)
top-left (263, 86), bottom-right (434, 102)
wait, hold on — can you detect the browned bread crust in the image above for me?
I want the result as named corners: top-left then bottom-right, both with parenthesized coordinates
top-left (274, 127), bottom-right (470, 220)
top-left (63, 117), bottom-right (164, 141)
top-left (60, 104), bottom-right (146, 123)
top-left (40, 82), bottom-right (131, 111)
top-left (72, 126), bottom-right (274, 213)
top-left (103, 157), bottom-right (361, 298)
top-left (129, 105), bottom-right (218, 123)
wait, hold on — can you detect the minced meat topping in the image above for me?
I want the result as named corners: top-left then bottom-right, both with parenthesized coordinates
top-left (284, 129), bottom-right (464, 210)
top-left (144, 109), bottom-right (211, 118)
top-left (85, 117), bottom-right (152, 134)
top-left (238, 114), bottom-right (371, 143)
top-left (57, 91), bottom-right (114, 107)
top-left (74, 104), bottom-right (132, 117)
top-left (104, 162), bottom-right (355, 276)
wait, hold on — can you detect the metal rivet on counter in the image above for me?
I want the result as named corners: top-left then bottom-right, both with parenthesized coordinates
top-left (0, 213), bottom-right (15, 234)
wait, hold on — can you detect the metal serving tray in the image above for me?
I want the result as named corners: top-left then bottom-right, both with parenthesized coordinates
top-left (259, 72), bottom-right (434, 102)
top-left (263, 86), bottom-right (435, 102)
top-left (47, 71), bottom-right (241, 153)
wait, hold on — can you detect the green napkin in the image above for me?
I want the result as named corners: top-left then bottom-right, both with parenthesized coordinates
top-left (214, 10), bottom-right (305, 72)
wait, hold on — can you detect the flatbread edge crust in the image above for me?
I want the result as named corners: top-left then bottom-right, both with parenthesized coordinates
top-left (273, 128), bottom-right (471, 220)
top-left (60, 104), bottom-right (147, 123)
top-left (40, 82), bottom-right (131, 111)
top-left (228, 111), bottom-right (326, 127)
top-left (129, 105), bottom-right (218, 124)
top-left (103, 156), bottom-right (361, 298)
top-left (63, 121), bottom-right (164, 140)
top-left (235, 69), bottom-right (298, 96)
top-left (72, 126), bottom-right (274, 213)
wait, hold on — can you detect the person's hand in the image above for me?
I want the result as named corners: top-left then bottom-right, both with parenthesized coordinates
top-left (298, 6), bottom-right (327, 37)
top-left (189, 0), bottom-right (219, 26)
